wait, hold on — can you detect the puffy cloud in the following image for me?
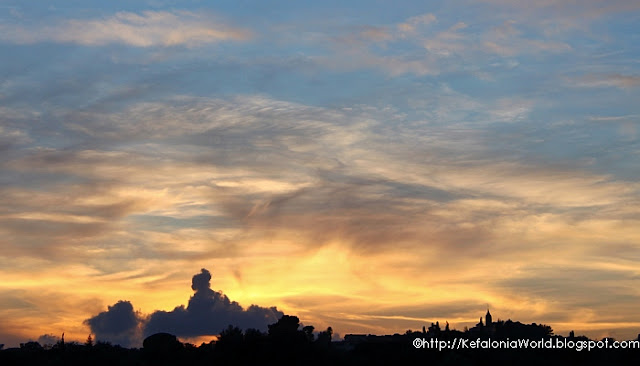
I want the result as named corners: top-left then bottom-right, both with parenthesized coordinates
top-left (0, 10), bottom-right (251, 47)
top-left (85, 269), bottom-right (284, 344)
top-left (85, 301), bottom-right (143, 347)
top-left (144, 268), bottom-right (283, 337)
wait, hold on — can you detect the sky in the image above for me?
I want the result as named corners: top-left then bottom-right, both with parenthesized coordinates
top-left (1, 0), bottom-right (640, 347)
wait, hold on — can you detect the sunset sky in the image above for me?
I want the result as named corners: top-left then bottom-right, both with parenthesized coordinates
top-left (1, 0), bottom-right (640, 347)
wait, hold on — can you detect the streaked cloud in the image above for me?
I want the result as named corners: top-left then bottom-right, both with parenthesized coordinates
top-left (2, 90), bottom-right (639, 342)
top-left (474, 0), bottom-right (640, 20)
top-left (588, 114), bottom-right (640, 123)
top-left (0, 10), bottom-right (251, 47)
top-left (568, 74), bottom-right (640, 89)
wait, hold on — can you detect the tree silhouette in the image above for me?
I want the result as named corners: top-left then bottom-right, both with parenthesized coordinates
top-left (219, 325), bottom-right (244, 344)
top-left (143, 332), bottom-right (183, 360)
top-left (268, 315), bottom-right (301, 338)
top-left (20, 341), bottom-right (43, 352)
top-left (303, 325), bottom-right (315, 342)
top-left (316, 326), bottom-right (333, 346)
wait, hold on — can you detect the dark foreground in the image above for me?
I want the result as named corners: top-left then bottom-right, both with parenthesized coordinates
top-left (2, 316), bottom-right (639, 365)
top-left (3, 336), bottom-right (639, 366)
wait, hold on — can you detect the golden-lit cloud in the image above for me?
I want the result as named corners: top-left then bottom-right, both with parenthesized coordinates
top-left (2, 91), bottom-right (638, 344)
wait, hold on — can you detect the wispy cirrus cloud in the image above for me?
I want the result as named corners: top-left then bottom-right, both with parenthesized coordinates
top-left (568, 74), bottom-right (640, 89)
top-left (0, 10), bottom-right (251, 47)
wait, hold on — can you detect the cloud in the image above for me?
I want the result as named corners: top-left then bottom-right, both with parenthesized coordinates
top-left (569, 74), bottom-right (640, 89)
top-left (0, 124), bottom-right (30, 143)
top-left (61, 95), bottom-right (371, 143)
top-left (3, 90), bottom-right (640, 343)
top-left (36, 334), bottom-right (61, 347)
top-left (3, 94), bottom-right (636, 263)
top-left (85, 300), bottom-right (143, 347)
top-left (474, 0), bottom-right (640, 21)
top-left (588, 114), bottom-right (640, 123)
top-left (479, 20), bottom-right (571, 56)
top-left (354, 26), bottom-right (394, 43)
top-left (469, 0), bottom-right (640, 39)
top-left (77, 268), bottom-right (290, 346)
top-left (321, 12), bottom-right (571, 76)
top-left (0, 10), bottom-right (251, 47)
top-left (397, 13), bottom-right (437, 34)
top-left (144, 268), bottom-right (283, 337)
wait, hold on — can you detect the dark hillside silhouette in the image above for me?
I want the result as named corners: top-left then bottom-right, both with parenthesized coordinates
top-left (3, 311), bottom-right (640, 365)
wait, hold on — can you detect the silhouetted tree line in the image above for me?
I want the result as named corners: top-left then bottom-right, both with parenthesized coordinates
top-left (1, 315), bottom-right (639, 365)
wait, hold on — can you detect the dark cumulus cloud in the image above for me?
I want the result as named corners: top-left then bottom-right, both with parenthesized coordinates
top-left (85, 269), bottom-right (283, 345)
top-left (144, 268), bottom-right (283, 337)
top-left (84, 300), bottom-right (143, 348)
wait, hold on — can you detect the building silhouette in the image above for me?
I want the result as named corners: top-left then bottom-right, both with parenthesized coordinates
top-left (469, 308), bottom-right (495, 336)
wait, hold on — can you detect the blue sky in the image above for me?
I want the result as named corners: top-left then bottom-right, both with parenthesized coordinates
top-left (1, 0), bottom-right (639, 346)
